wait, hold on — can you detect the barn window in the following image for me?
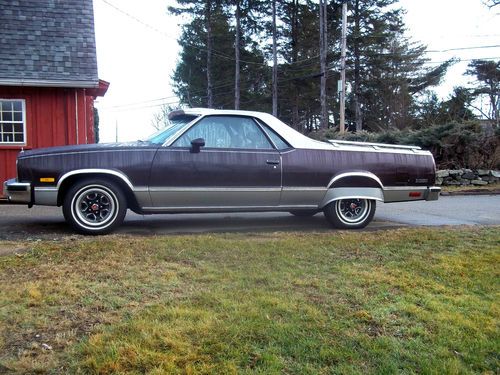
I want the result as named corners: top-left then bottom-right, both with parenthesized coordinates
top-left (0, 99), bottom-right (26, 144)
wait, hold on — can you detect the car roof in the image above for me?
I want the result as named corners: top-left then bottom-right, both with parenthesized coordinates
top-left (168, 108), bottom-right (334, 150)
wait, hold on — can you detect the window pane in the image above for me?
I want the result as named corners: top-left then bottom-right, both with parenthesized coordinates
top-left (3, 111), bottom-right (12, 121)
top-left (13, 123), bottom-right (23, 132)
top-left (260, 123), bottom-right (290, 150)
top-left (2, 123), bottom-right (13, 132)
top-left (173, 116), bottom-right (273, 149)
top-left (1, 101), bottom-right (12, 111)
top-left (14, 134), bottom-right (24, 142)
top-left (13, 101), bottom-right (22, 111)
top-left (2, 134), bottom-right (12, 142)
top-left (13, 112), bottom-right (22, 121)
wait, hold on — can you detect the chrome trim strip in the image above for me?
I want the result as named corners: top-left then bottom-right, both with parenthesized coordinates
top-left (141, 204), bottom-right (318, 212)
top-left (34, 187), bottom-right (58, 206)
top-left (19, 149), bottom-right (154, 159)
top-left (282, 187), bottom-right (326, 191)
top-left (328, 172), bottom-right (384, 188)
top-left (148, 187), bottom-right (282, 192)
top-left (383, 186), bottom-right (429, 191)
top-left (157, 148), bottom-right (279, 154)
top-left (57, 169), bottom-right (134, 190)
top-left (329, 139), bottom-right (421, 150)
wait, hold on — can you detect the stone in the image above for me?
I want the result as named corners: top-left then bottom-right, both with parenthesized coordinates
top-left (491, 170), bottom-right (500, 178)
top-left (464, 169), bottom-right (472, 173)
top-left (471, 180), bottom-right (488, 186)
top-left (446, 181), bottom-right (461, 185)
top-left (458, 179), bottom-right (471, 185)
top-left (476, 169), bottom-right (489, 176)
top-left (435, 177), bottom-right (443, 185)
top-left (449, 169), bottom-right (462, 176)
top-left (436, 170), bottom-right (449, 178)
top-left (462, 172), bottom-right (476, 180)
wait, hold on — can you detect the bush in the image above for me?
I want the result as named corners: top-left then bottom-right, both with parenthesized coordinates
top-left (308, 122), bottom-right (500, 169)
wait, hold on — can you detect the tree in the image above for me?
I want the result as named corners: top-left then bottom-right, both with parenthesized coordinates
top-left (465, 59), bottom-right (499, 124)
top-left (345, 0), bottom-right (453, 131)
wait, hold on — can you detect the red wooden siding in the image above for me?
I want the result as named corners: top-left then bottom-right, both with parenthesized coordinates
top-left (0, 86), bottom-right (96, 193)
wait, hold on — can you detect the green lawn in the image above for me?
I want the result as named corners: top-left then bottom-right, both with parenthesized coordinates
top-left (0, 227), bottom-right (498, 374)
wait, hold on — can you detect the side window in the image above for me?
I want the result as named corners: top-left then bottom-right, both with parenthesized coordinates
top-left (257, 121), bottom-right (290, 150)
top-left (172, 116), bottom-right (274, 150)
top-left (0, 99), bottom-right (26, 144)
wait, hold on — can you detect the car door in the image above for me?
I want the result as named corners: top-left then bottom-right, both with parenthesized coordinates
top-left (147, 115), bottom-right (282, 210)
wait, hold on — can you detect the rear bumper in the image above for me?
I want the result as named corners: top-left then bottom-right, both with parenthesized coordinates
top-left (383, 186), bottom-right (441, 203)
top-left (426, 186), bottom-right (441, 201)
top-left (3, 179), bottom-right (32, 204)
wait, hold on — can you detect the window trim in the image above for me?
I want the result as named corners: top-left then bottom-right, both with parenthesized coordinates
top-left (0, 99), bottom-right (27, 146)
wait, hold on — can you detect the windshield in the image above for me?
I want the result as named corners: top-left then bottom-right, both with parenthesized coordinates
top-left (146, 115), bottom-right (199, 144)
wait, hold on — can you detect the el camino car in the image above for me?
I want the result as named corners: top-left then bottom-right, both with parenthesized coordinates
top-left (4, 108), bottom-right (440, 234)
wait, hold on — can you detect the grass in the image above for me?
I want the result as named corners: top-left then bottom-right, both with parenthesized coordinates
top-left (0, 227), bottom-right (498, 374)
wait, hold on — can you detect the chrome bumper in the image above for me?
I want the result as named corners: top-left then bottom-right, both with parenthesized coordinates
top-left (3, 178), bottom-right (32, 204)
top-left (426, 186), bottom-right (441, 201)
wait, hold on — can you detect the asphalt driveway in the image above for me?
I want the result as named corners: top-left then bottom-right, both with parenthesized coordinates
top-left (0, 195), bottom-right (499, 241)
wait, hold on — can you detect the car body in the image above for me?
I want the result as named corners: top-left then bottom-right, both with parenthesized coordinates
top-left (4, 108), bottom-right (440, 234)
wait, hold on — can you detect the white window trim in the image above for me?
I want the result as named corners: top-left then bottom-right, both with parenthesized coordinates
top-left (0, 98), bottom-right (27, 146)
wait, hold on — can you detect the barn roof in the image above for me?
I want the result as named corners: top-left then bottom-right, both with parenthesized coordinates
top-left (0, 0), bottom-right (99, 88)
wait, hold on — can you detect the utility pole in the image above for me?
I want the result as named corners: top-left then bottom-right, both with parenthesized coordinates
top-left (339, 1), bottom-right (347, 133)
top-left (319, 0), bottom-right (327, 129)
top-left (272, 0), bottom-right (278, 116)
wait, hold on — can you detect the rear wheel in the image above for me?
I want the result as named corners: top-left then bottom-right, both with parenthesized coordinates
top-left (63, 179), bottom-right (127, 235)
top-left (323, 198), bottom-right (376, 229)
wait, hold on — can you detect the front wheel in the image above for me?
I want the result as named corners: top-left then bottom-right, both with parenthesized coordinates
top-left (323, 198), bottom-right (376, 229)
top-left (63, 179), bottom-right (127, 235)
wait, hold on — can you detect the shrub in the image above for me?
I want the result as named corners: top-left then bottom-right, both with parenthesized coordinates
top-left (308, 122), bottom-right (499, 169)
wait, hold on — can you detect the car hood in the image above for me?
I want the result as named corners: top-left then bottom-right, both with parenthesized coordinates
top-left (19, 141), bottom-right (158, 158)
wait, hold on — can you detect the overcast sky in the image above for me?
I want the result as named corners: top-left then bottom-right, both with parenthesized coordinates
top-left (92, 0), bottom-right (499, 142)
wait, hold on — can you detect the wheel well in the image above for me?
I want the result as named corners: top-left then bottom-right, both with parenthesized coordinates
top-left (330, 176), bottom-right (382, 189)
top-left (57, 173), bottom-right (141, 212)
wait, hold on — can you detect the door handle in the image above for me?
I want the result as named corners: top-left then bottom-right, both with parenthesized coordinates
top-left (266, 160), bottom-right (280, 165)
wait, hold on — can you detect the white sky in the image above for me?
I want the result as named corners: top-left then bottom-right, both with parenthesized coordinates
top-left (92, 0), bottom-right (500, 142)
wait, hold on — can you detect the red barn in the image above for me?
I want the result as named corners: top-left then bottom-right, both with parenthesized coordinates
top-left (0, 0), bottom-right (108, 194)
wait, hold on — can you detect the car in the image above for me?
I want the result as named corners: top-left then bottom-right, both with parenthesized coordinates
top-left (4, 108), bottom-right (440, 234)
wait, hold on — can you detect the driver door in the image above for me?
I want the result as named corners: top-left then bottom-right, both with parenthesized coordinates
top-left (148, 115), bottom-right (282, 210)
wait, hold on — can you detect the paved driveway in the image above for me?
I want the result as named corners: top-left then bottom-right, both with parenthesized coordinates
top-left (0, 195), bottom-right (498, 240)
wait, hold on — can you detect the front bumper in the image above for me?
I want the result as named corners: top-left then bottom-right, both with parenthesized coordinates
top-left (3, 178), bottom-right (32, 204)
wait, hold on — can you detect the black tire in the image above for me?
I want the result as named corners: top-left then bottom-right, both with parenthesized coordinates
top-left (323, 198), bottom-right (376, 229)
top-left (289, 210), bottom-right (319, 217)
top-left (62, 178), bottom-right (127, 235)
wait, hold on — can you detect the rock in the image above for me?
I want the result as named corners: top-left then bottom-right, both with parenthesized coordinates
top-left (446, 181), bottom-right (462, 185)
top-left (436, 170), bottom-right (449, 178)
top-left (458, 179), bottom-right (471, 185)
top-left (449, 169), bottom-right (462, 176)
top-left (462, 172), bottom-right (476, 180)
top-left (471, 180), bottom-right (488, 186)
top-left (435, 177), bottom-right (443, 185)
top-left (464, 169), bottom-right (473, 173)
top-left (476, 169), bottom-right (489, 176)
top-left (42, 343), bottom-right (52, 351)
top-left (491, 170), bottom-right (500, 178)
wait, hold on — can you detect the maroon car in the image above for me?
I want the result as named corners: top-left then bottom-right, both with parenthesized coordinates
top-left (4, 108), bottom-right (440, 234)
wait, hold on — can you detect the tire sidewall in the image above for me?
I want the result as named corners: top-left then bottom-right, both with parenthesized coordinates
top-left (324, 198), bottom-right (376, 229)
top-left (63, 179), bottom-right (127, 235)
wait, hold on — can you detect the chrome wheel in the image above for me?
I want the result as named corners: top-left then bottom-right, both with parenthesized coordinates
top-left (63, 179), bottom-right (127, 235)
top-left (73, 186), bottom-right (117, 228)
top-left (323, 198), bottom-right (376, 229)
top-left (335, 198), bottom-right (371, 225)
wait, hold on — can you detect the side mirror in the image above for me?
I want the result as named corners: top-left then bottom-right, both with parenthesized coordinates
top-left (190, 138), bottom-right (205, 153)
